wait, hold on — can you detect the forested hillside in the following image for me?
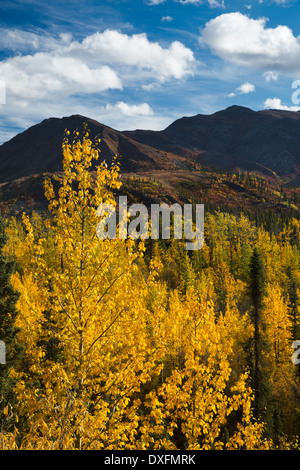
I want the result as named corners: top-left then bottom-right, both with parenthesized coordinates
top-left (1, 130), bottom-right (300, 450)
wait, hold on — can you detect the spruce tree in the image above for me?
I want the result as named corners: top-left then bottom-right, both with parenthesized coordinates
top-left (248, 247), bottom-right (266, 420)
top-left (0, 218), bottom-right (23, 427)
top-left (287, 266), bottom-right (300, 339)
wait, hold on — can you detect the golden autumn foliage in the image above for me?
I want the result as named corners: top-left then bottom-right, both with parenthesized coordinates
top-left (2, 128), bottom-right (300, 450)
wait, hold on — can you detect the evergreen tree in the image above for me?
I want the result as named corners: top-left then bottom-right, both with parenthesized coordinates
top-left (248, 247), bottom-right (266, 420)
top-left (0, 218), bottom-right (24, 427)
top-left (272, 401), bottom-right (282, 448)
top-left (287, 266), bottom-right (300, 339)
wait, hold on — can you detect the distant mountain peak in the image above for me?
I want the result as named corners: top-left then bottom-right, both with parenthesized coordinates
top-left (222, 105), bottom-right (254, 113)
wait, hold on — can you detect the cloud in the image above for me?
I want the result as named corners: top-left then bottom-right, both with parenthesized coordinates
top-left (273, 0), bottom-right (297, 4)
top-left (264, 97), bottom-right (300, 111)
top-left (0, 27), bottom-right (196, 145)
top-left (236, 82), bottom-right (256, 94)
top-left (105, 101), bottom-right (154, 117)
top-left (0, 98), bottom-right (171, 143)
top-left (180, 0), bottom-right (225, 6)
top-left (229, 81), bottom-right (255, 97)
top-left (0, 28), bottom-right (195, 141)
top-left (208, 0), bottom-right (225, 5)
top-left (148, 0), bottom-right (225, 6)
top-left (263, 71), bottom-right (278, 82)
top-left (259, 0), bottom-right (297, 4)
top-left (0, 55), bottom-right (122, 107)
top-left (0, 28), bottom-right (73, 54)
top-left (0, 96), bottom-right (171, 141)
top-left (99, 105), bottom-right (173, 131)
top-left (69, 29), bottom-right (196, 82)
top-left (200, 12), bottom-right (300, 77)
top-left (0, 29), bottom-right (123, 107)
top-left (162, 15), bottom-right (174, 22)
top-left (0, 29), bottom-right (195, 109)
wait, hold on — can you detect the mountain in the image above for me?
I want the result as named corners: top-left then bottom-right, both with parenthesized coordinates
top-left (0, 114), bottom-right (188, 185)
top-left (124, 105), bottom-right (300, 177)
top-left (1, 105), bottom-right (300, 217)
top-left (1, 106), bottom-right (300, 186)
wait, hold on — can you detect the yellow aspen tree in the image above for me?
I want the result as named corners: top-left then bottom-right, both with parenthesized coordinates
top-left (262, 282), bottom-right (300, 439)
top-left (140, 287), bottom-right (271, 450)
top-left (263, 283), bottom-right (292, 371)
top-left (13, 129), bottom-right (157, 450)
top-left (218, 300), bottom-right (254, 381)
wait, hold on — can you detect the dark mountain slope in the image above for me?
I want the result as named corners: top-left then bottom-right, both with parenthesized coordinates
top-left (0, 114), bottom-right (186, 184)
top-left (125, 105), bottom-right (300, 176)
top-left (1, 106), bottom-right (300, 192)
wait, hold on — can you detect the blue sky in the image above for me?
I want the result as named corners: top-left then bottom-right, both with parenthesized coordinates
top-left (0, 0), bottom-right (300, 143)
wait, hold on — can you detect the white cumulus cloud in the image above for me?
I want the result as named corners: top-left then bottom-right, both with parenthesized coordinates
top-left (0, 28), bottom-right (195, 109)
top-left (0, 54), bottom-right (122, 107)
top-left (229, 81), bottom-right (255, 97)
top-left (236, 82), bottom-right (256, 94)
top-left (73, 29), bottom-right (195, 82)
top-left (0, 27), bottom-right (196, 140)
top-left (105, 101), bottom-right (154, 117)
top-left (200, 12), bottom-right (300, 77)
top-left (264, 97), bottom-right (300, 111)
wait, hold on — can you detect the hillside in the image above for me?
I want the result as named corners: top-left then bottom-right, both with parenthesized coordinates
top-left (125, 105), bottom-right (300, 177)
top-left (0, 114), bottom-right (189, 185)
top-left (2, 106), bottom-right (300, 185)
top-left (1, 106), bottom-right (300, 222)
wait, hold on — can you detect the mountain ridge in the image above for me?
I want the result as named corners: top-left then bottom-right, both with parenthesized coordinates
top-left (2, 106), bottom-right (300, 221)
top-left (1, 105), bottom-right (300, 188)
top-left (124, 105), bottom-right (300, 177)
